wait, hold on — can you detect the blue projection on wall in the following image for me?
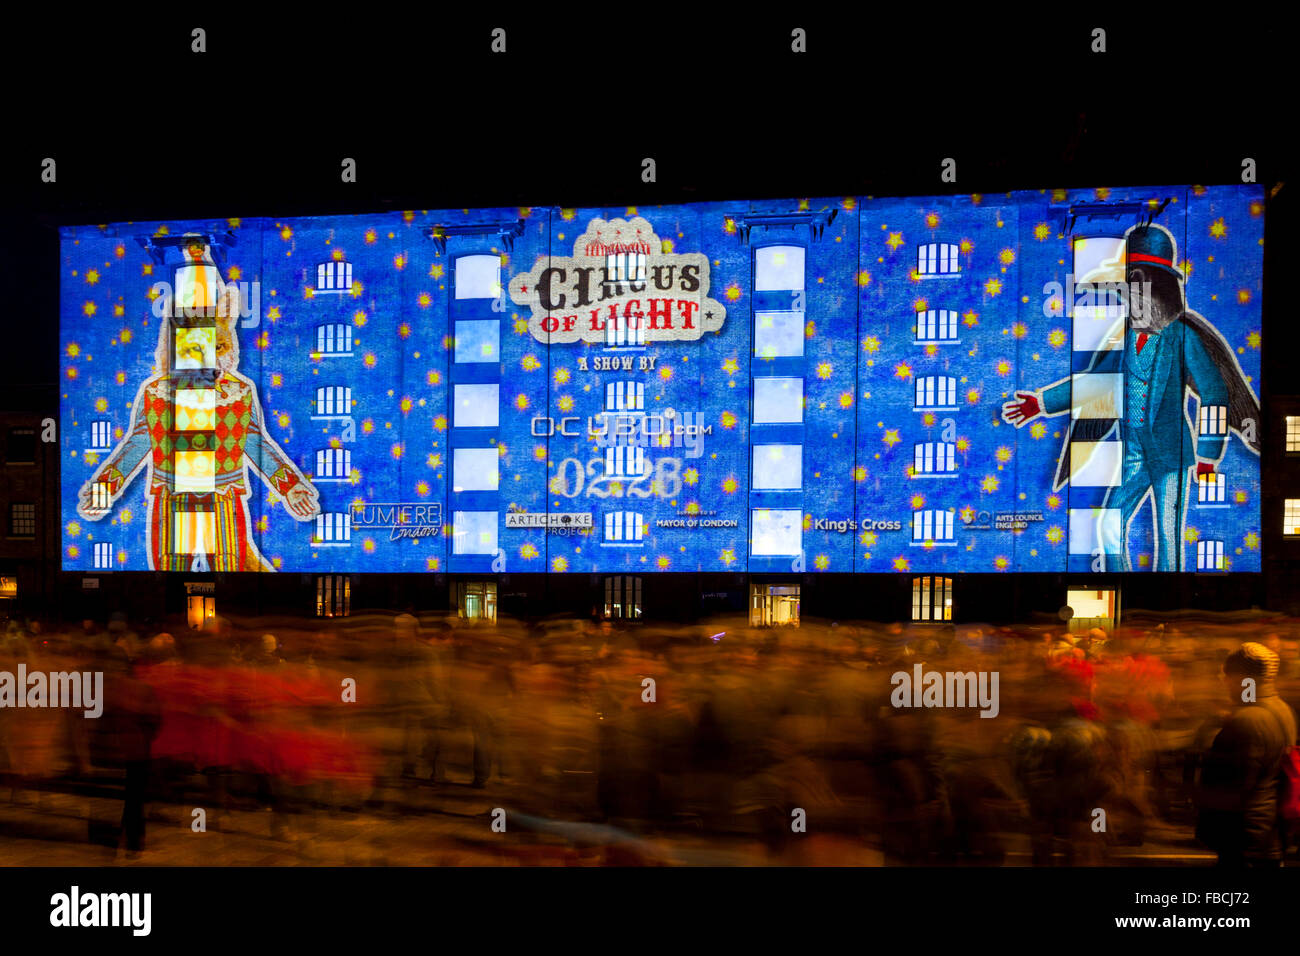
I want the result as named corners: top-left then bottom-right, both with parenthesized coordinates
top-left (58, 186), bottom-right (1264, 574)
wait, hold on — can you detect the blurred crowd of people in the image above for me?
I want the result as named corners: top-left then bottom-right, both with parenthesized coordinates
top-left (0, 609), bottom-right (1296, 865)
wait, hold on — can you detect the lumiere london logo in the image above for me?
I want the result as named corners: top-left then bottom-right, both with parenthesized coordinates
top-left (510, 217), bottom-right (727, 345)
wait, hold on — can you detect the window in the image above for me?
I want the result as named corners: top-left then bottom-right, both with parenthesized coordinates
top-left (1197, 472), bottom-right (1227, 505)
top-left (8, 503), bottom-right (35, 537)
top-left (174, 327), bottom-right (216, 368)
top-left (912, 510), bottom-right (955, 544)
top-left (917, 243), bottom-right (960, 277)
top-left (91, 481), bottom-right (112, 511)
top-left (753, 377), bottom-right (803, 424)
top-left (456, 580), bottom-right (498, 622)
top-left (452, 511), bottom-right (498, 555)
top-left (91, 421), bottom-right (112, 449)
top-left (452, 447), bottom-right (500, 492)
top-left (315, 575), bottom-right (351, 617)
top-left (752, 444), bottom-right (802, 490)
top-left (314, 512), bottom-right (352, 545)
top-left (316, 324), bottom-right (353, 355)
top-left (1065, 588), bottom-right (1115, 622)
top-left (604, 251), bottom-right (647, 285)
top-left (605, 380), bottom-right (645, 413)
top-left (174, 389), bottom-right (216, 430)
top-left (94, 541), bottom-right (114, 570)
top-left (314, 386), bottom-right (352, 417)
top-left (1196, 539), bottom-right (1226, 571)
top-left (605, 445), bottom-right (647, 479)
top-left (914, 309), bottom-right (960, 343)
top-left (316, 260), bottom-right (353, 294)
top-left (1285, 499), bottom-right (1300, 536)
top-left (604, 575), bottom-right (642, 620)
top-left (911, 575), bottom-right (953, 622)
top-left (754, 311), bottom-right (805, 359)
top-left (1199, 404), bottom-right (1228, 437)
top-left (751, 508), bottom-right (802, 557)
top-left (751, 583), bottom-right (800, 627)
top-left (173, 262), bottom-right (220, 316)
top-left (171, 511), bottom-right (216, 557)
top-left (604, 313), bottom-right (646, 347)
top-left (913, 442), bottom-right (957, 475)
top-left (1288, 416), bottom-right (1300, 453)
top-left (454, 320), bottom-right (500, 363)
top-left (453, 384), bottom-right (500, 428)
top-left (315, 448), bottom-right (352, 481)
top-left (173, 451), bottom-right (216, 493)
top-left (6, 428), bottom-right (36, 465)
top-left (603, 510), bottom-right (645, 543)
top-left (454, 254), bottom-right (502, 300)
top-left (754, 246), bottom-right (806, 292)
top-left (914, 376), bottom-right (957, 409)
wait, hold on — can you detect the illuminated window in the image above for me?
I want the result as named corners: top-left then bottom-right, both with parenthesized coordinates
top-left (174, 388), bottom-right (217, 430)
top-left (456, 580), bottom-right (498, 621)
top-left (1199, 404), bottom-right (1228, 437)
top-left (5, 429), bottom-right (35, 464)
top-left (173, 451), bottom-right (216, 493)
top-left (455, 320), bottom-right (500, 363)
top-left (1285, 499), bottom-right (1300, 536)
top-left (171, 511), bottom-right (216, 556)
top-left (605, 380), bottom-right (645, 412)
top-left (911, 510), bottom-right (955, 545)
top-left (1287, 416), bottom-right (1300, 453)
top-left (314, 386), bottom-right (352, 417)
top-left (173, 261), bottom-right (220, 316)
top-left (604, 250), bottom-right (647, 285)
top-left (1197, 472), bottom-right (1227, 505)
top-left (315, 448), bottom-right (352, 481)
top-left (94, 541), bottom-right (114, 570)
top-left (315, 260), bottom-right (353, 294)
top-left (754, 311), bottom-right (805, 359)
top-left (91, 421), bottom-right (112, 449)
top-left (914, 376), bottom-right (957, 409)
top-left (174, 327), bottom-right (216, 369)
top-left (754, 246), bottom-right (806, 291)
top-left (1196, 539), bottom-right (1226, 571)
top-left (752, 444), bottom-right (802, 490)
top-left (313, 512), bottom-right (352, 545)
top-left (452, 447), bottom-right (500, 492)
top-left (917, 243), bottom-right (960, 277)
top-left (914, 309), bottom-right (960, 343)
top-left (604, 575), bottom-right (642, 620)
top-left (452, 511), bottom-right (498, 555)
top-left (603, 510), bottom-right (645, 543)
top-left (91, 481), bottom-right (112, 511)
top-left (911, 575), bottom-right (953, 622)
top-left (913, 442), bottom-right (957, 475)
top-left (454, 254), bottom-right (502, 300)
top-left (316, 324), bottom-right (353, 355)
top-left (753, 377), bottom-right (803, 424)
top-left (751, 583), bottom-right (800, 627)
top-left (8, 503), bottom-right (35, 537)
top-left (453, 384), bottom-right (500, 428)
top-left (751, 508), bottom-right (802, 557)
top-left (315, 575), bottom-right (351, 617)
top-left (604, 445), bottom-right (646, 479)
top-left (604, 312), bottom-right (646, 347)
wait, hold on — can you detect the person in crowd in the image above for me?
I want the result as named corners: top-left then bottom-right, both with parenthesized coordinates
top-left (1194, 642), bottom-right (1298, 867)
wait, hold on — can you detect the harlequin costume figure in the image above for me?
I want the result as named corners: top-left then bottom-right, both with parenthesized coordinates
top-left (1002, 224), bottom-right (1259, 571)
top-left (77, 238), bottom-right (319, 571)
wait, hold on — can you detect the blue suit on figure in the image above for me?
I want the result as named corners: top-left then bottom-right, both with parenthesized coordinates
top-left (1003, 224), bottom-right (1259, 571)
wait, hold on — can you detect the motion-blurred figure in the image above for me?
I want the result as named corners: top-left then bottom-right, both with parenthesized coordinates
top-left (1193, 642), bottom-right (1297, 867)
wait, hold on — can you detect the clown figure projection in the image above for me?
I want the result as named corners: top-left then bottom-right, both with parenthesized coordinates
top-left (1002, 224), bottom-right (1259, 571)
top-left (77, 236), bottom-right (320, 571)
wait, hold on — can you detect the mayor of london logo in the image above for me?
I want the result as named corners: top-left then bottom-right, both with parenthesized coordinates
top-left (510, 217), bottom-right (727, 345)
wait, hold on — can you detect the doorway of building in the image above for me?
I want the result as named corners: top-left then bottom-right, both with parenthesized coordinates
top-left (186, 594), bottom-right (216, 629)
top-left (1065, 587), bottom-right (1118, 635)
top-left (751, 583), bottom-right (800, 627)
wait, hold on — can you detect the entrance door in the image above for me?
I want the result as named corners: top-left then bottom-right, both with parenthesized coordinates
top-left (751, 583), bottom-right (800, 627)
top-left (186, 594), bottom-right (215, 629)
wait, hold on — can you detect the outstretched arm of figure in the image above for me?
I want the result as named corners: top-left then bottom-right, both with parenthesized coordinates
top-left (242, 385), bottom-right (320, 521)
top-left (76, 398), bottom-right (151, 520)
top-left (1184, 328), bottom-right (1231, 471)
top-left (1001, 377), bottom-right (1071, 427)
